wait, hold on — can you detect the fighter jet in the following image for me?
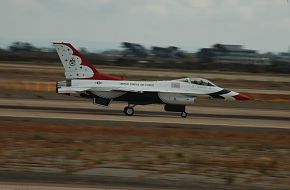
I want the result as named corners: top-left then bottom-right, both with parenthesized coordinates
top-left (54, 42), bottom-right (250, 118)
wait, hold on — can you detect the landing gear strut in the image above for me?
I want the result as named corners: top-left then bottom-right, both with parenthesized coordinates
top-left (164, 104), bottom-right (188, 118)
top-left (181, 111), bottom-right (188, 118)
top-left (123, 104), bottom-right (135, 116)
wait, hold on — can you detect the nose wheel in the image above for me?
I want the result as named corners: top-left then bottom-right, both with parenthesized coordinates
top-left (124, 106), bottom-right (135, 116)
top-left (181, 111), bottom-right (187, 118)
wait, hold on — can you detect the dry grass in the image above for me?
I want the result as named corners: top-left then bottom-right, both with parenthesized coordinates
top-left (0, 119), bottom-right (290, 170)
top-left (0, 118), bottom-right (290, 187)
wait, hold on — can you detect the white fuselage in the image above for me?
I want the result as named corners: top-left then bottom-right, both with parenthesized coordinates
top-left (53, 42), bottom-right (250, 117)
top-left (58, 78), bottom-right (238, 105)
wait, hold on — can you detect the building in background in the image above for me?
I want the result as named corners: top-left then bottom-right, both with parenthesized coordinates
top-left (275, 52), bottom-right (290, 63)
top-left (198, 44), bottom-right (271, 65)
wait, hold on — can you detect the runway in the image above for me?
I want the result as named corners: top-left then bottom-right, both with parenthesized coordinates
top-left (0, 98), bottom-right (289, 129)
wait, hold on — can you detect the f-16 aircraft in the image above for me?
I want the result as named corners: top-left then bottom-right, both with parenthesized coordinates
top-left (54, 42), bottom-right (250, 118)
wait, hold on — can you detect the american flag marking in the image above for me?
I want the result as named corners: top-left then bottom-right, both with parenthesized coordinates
top-left (171, 82), bottom-right (180, 88)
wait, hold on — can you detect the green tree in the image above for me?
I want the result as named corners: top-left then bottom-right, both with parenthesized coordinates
top-left (9, 41), bottom-right (38, 52)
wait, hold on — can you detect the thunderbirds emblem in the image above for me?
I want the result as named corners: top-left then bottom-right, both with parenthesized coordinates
top-left (69, 58), bottom-right (76, 66)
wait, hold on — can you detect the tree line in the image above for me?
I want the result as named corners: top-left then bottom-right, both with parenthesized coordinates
top-left (0, 41), bottom-right (290, 73)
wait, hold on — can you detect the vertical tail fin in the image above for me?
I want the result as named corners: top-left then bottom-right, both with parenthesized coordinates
top-left (53, 42), bottom-right (122, 80)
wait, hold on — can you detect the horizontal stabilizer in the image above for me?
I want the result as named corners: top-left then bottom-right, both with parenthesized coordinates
top-left (57, 86), bottom-right (91, 93)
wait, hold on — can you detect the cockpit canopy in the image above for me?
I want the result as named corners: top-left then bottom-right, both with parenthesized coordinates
top-left (177, 78), bottom-right (216, 86)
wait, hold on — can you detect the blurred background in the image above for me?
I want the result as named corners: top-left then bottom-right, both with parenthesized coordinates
top-left (0, 1), bottom-right (290, 190)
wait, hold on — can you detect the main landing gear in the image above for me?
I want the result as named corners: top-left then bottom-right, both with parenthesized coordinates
top-left (123, 104), bottom-right (136, 116)
top-left (123, 104), bottom-right (188, 118)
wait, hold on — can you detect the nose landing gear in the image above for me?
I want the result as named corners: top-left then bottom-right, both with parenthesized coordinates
top-left (181, 111), bottom-right (188, 118)
top-left (164, 104), bottom-right (188, 118)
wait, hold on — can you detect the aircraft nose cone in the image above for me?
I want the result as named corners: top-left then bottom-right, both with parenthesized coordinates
top-left (233, 93), bottom-right (250, 101)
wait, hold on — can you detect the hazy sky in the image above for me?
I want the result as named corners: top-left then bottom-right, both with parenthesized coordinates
top-left (0, 0), bottom-right (289, 52)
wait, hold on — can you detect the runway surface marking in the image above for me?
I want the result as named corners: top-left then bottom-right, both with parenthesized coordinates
top-left (1, 108), bottom-right (289, 129)
top-left (0, 98), bottom-right (289, 129)
top-left (0, 98), bottom-right (289, 118)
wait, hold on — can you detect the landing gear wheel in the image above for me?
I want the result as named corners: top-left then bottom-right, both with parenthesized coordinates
top-left (124, 106), bottom-right (134, 116)
top-left (181, 111), bottom-right (187, 118)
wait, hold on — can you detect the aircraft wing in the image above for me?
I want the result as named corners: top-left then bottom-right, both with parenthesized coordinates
top-left (89, 87), bottom-right (144, 93)
top-left (59, 86), bottom-right (208, 96)
top-left (92, 86), bottom-right (206, 96)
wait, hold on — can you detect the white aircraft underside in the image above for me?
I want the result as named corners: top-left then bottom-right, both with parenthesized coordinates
top-left (54, 42), bottom-right (250, 118)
